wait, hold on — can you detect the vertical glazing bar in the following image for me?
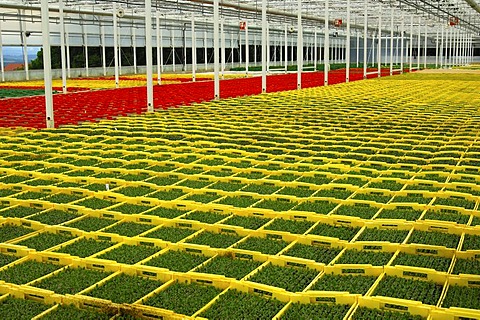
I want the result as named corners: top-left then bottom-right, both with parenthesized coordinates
top-left (377, 6), bottom-right (381, 77)
top-left (132, 27), bottom-right (137, 74)
top-left (245, 22), bottom-right (249, 76)
top-left (262, 0), bottom-right (267, 92)
top-left (156, 12), bottom-right (161, 85)
top-left (145, 0), bottom-right (154, 111)
top-left (297, 0), bottom-right (303, 89)
top-left (400, 15), bottom-right (404, 73)
top-left (41, 0), bottom-right (54, 128)
top-left (389, 6), bottom-right (393, 75)
top-left (192, 17), bottom-right (196, 82)
top-left (0, 21), bottom-right (4, 82)
top-left (435, 29), bottom-right (439, 68)
top-left (324, 0), bottom-right (329, 85)
top-left (113, 3), bottom-right (119, 88)
top-left (59, 0), bottom-right (67, 93)
top-left (424, 24), bottom-right (427, 68)
top-left (417, 17), bottom-right (420, 69)
top-left (213, 0), bottom-right (220, 99)
top-left (221, 19), bottom-right (225, 79)
top-left (409, 16), bottom-right (413, 72)
top-left (363, 0), bottom-right (367, 79)
top-left (66, 30), bottom-right (71, 78)
top-left (346, 0), bottom-right (350, 82)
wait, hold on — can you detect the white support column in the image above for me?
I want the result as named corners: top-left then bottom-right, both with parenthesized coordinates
top-left (41, 0), bottom-right (54, 128)
top-left (389, 7), bottom-right (393, 75)
top-left (231, 37), bottom-right (235, 69)
top-left (254, 33), bottom-right (257, 66)
top-left (332, 38), bottom-right (335, 64)
top-left (454, 29), bottom-right (459, 66)
top-left (435, 29), bottom-right (439, 68)
top-left (156, 12), bottom-right (161, 85)
top-left (314, 28), bottom-right (318, 72)
top-left (449, 27), bottom-right (453, 67)
top-left (132, 27), bottom-right (137, 74)
top-left (356, 31), bottom-right (360, 67)
top-left (239, 29), bottom-right (243, 67)
top-left (440, 26), bottom-right (444, 68)
top-left (446, 27), bottom-right (450, 67)
top-left (409, 16), bottom-right (413, 72)
top-left (395, 27), bottom-right (399, 65)
top-left (59, 0), bottom-right (67, 93)
top-left (377, 7), bottom-right (381, 77)
top-left (266, 23), bottom-right (270, 72)
top-left (84, 28), bottom-right (89, 77)
top-left (0, 20), bottom-right (4, 82)
top-left (192, 18), bottom-right (196, 82)
top-left (424, 24), bottom-right (427, 69)
top-left (101, 25), bottom-right (106, 76)
top-left (261, 0), bottom-right (267, 92)
top-left (221, 19), bottom-right (225, 79)
top-left (185, 26), bottom-right (189, 72)
top-left (417, 17), bottom-right (420, 69)
top-left (284, 25), bottom-right (288, 72)
top-left (400, 15), bottom-right (404, 73)
top-left (291, 34), bottom-right (294, 65)
top-left (213, 0), bottom-right (220, 99)
top-left (172, 28), bottom-right (176, 72)
top-left (113, 3), bottom-right (119, 88)
top-left (363, 0), bottom-right (367, 78)
top-left (297, 0), bottom-right (303, 89)
top-left (204, 30), bottom-right (208, 70)
top-left (346, 0), bottom-right (351, 82)
top-left (245, 22), bottom-right (249, 75)
top-left (324, 0), bottom-right (329, 85)
top-left (66, 30), bottom-right (71, 78)
top-left (145, 0), bottom-right (154, 112)
top-left (160, 24), bottom-right (164, 72)
top-left (19, 10), bottom-right (29, 81)
top-left (118, 31), bottom-right (122, 76)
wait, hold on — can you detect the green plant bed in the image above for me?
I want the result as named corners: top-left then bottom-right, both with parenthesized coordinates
top-left (45, 193), bottom-right (85, 204)
top-left (462, 234), bottom-right (480, 251)
top-left (236, 172), bottom-right (267, 180)
top-left (243, 184), bottom-right (281, 195)
top-left (264, 218), bottom-right (314, 235)
top-left (208, 181), bottom-right (246, 192)
top-left (335, 205), bottom-right (379, 220)
top-left (373, 276), bottom-right (443, 305)
top-left (433, 197), bottom-right (476, 209)
top-left (104, 222), bottom-right (154, 237)
top-left (198, 158), bottom-right (226, 166)
top-left (442, 285), bottom-right (480, 310)
top-left (70, 158), bottom-right (99, 167)
top-left (407, 230), bottom-right (460, 249)
top-left (222, 215), bottom-right (270, 230)
top-left (186, 231), bottom-right (243, 249)
top-left (144, 226), bottom-right (196, 243)
top-left (471, 216), bottom-right (480, 226)
top-left (115, 186), bottom-right (155, 197)
top-left (248, 264), bottom-right (318, 292)
top-left (422, 210), bottom-right (470, 225)
top-left (177, 168), bottom-right (205, 175)
top-left (178, 179), bottom-right (211, 189)
top-left (235, 237), bottom-right (288, 255)
top-left (268, 173), bottom-right (299, 182)
top-left (207, 169), bottom-right (234, 177)
top-left (97, 244), bottom-right (160, 265)
top-left (110, 203), bottom-right (152, 215)
top-left (335, 177), bottom-right (368, 187)
top-left (0, 188), bottom-right (19, 197)
top-left (144, 281), bottom-right (222, 316)
top-left (336, 249), bottom-right (394, 266)
top-left (0, 297), bottom-right (50, 320)
top-left (55, 238), bottom-right (115, 258)
top-left (368, 180), bottom-right (405, 191)
top-left (197, 255), bottom-right (262, 280)
top-left (183, 211), bottom-right (229, 224)
top-left (298, 174), bottom-right (332, 185)
top-left (118, 173), bottom-right (152, 182)
top-left (253, 199), bottom-right (298, 212)
top-left (65, 170), bottom-right (96, 177)
top-left (316, 189), bottom-right (353, 199)
top-left (311, 274), bottom-right (377, 294)
top-left (200, 288), bottom-right (285, 320)
top-left (393, 253), bottom-right (452, 272)
top-left (353, 193), bottom-right (392, 203)
top-left (294, 200), bottom-right (338, 214)
top-left (23, 179), bottom-right (58, 186)
top-left (0, 224), bottom-right (34, 242)
top-left (173, 155), bottom-right (199, 164)
top-left (0, 253), bottom-right (18, 268)
top-left (143, 206), bottom-right (188, 219)
top-left (352, 306), bottom-right (425, 320)
top-left (184, 193), bottom-right (222, 204)
top-left (282, 302), bottom-right (351, 320)
top-left (85, 273), bottom-right (161, 304)
top-left (277, 186), bottom-right (315, 198)
top-left (14, 191), bottom-right (50, 200)
top-left (452, 258), bottom-right (480, 275)
top-left (149, 189), bottom-right (186, 200)
top-left (0, 260), bottom-right (62, 284)
top-left (146, 165), bottom-right (175, 173)
top-left (84, 183), bottom-right (110, 192)
top-left (0, 175), bottom-right (31, 184)
top-left (1, 206), bottom-right (43, 218)
top-left (66, 217), bottom-right (116, 232)
top-left (28, 210), bottom-right (80, 225)
top-left (34, 267), bottom-right (111, 294)
top-left (357, 228), bottom-right (409, 243)
top-left (145, 250), bottom-right (208, 272)
top-left (16, 232), bottom-right (75, 251)
top-left (392, 195), bottom-right (432, 204)
top-left (40, 304), bottom-right (112, 320)
top-left (283, 243), bottom-right (341, 264)
top-left (376, 208), bottom-right (423, 221)
top-left (308, 223), bottom-right (360, 241)
top-left (218, 196), bottom-right (259, 208)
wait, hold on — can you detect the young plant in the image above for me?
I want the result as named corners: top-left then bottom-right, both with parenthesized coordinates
top-left (218, 196), bottom-right (259, 208)
top-left (0, 224), bottom-right (34, 242)
top-left (16, 232), bottom-right (75, 251)
top-left (335, 205), bottom-right (379, 219)
top-left (248, 263), bottom-right (319, 292)
top-left (357, 228), bottom-right (409, 243)
top-left (97, 244), bottom-right (160, 265)
top-left (407, 230), bottom-right (460, 249)
top-left (253, 199), bottom-right (298, 212)
top-left (183, 211), bottom-right (229, 224)
top-left (235, 237), bottom-right (288, 255)
top-left (452, 258), bottom-right (480, 275)
top-left (104, 222), bottom-right (154, 237)
top-left (282, 302), bottom-right (351, 320)
top-left (373, 275), bottom-right (443, 305)
top-left (295, 200), bottom-right (338, 215)
top-left (200, 289), bottom-right (285, 320)
top-left (28, 210), bottom-right (80, 225)
top-left (393, 252), bottom-right (452, 272)
top-left (0, 260), bottom-right (62, 284)
top-left (442, 285), bottom-right (480, 310)
top-left (316, 189), bottom-right (353, 200)
top-left (55, 238), bottom-right (115, 258)
top-left (85, 273), bottom-right (161, 304)
top-left (308, 223), bottom-right (360, 241)
top-left (66, 217), bottom-right (116, 232)
top-left (186, 231), bottom-right (243, 249)
top-left (0, 297), bottom-right (50, 319)
top-left (377, 208), bottom-right (423, 221)
top-left (40, 304), bottom-right (112, 320)
top-left (110, 203), bottom-right (152, 215)
top-left (208, 181), bottom-right (246, 192)
top-left (243, 184), bottom-right (281, 195)
top-left (143, 281), bottom-right (222, 316)
top-left (222, 215), bottom-right (270, 230)
top-left (197, 255), bottom-right (262, 280)
top-left (144, 226), bottom-right (196, 243)
top-left (116, 186), bottom-right (155, 197)
top-left (149, 189), bottom-right (186, 200)
top-left (311, 274), bottom-right (377, 294)
top-left (145, 250), bottom-right (208, 272)
top-left (423, 210), bottom-right (470, 225)
top-left (352, 306), bottom-right (425, 320)
top-left (284, 243), bottom-right (341, 264)
top-left (0, 253), bottom-right (18, 268)
top-left (336, 249), bottom-right (393, 266)
top-left (184, 193), bottom-right (222, 204)
top-left (44, 193), bottom-right (85, 204)
top-left (143, 206), bottom-right (188, 219)
top-left (34, 267), bottom-right (112, 294)
top-left (462, 234), bottom-right (480, 251)
top-left (264, 218), bottom-right (314, 235)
